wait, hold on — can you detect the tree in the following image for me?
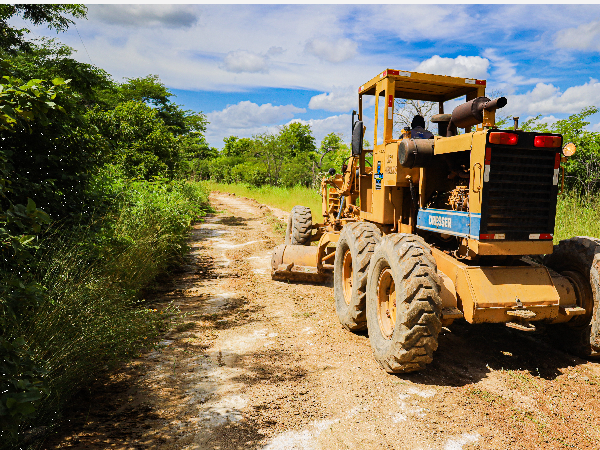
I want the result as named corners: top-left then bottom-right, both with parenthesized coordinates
top-left (0, 61), bottom-right (106, 219)
top-left (113, 75), bottom-right (207, 136)
top-left (393, 99), bottom-right (436, 137)
top-left (0, 4), bottom-right (86, 53)
top-left (4, 39), bottom-right (113, 107)
top-left (279, 122), bottom-right (316, 157)
top-left (89, 101), bottom-right (180, 180)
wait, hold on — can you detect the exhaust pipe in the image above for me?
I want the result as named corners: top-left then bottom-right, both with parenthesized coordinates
top-left (447, 96), bottom-right (507, 136)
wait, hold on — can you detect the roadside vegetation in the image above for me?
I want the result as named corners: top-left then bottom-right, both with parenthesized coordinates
top-left (1, 6), bottom-right (210, 447)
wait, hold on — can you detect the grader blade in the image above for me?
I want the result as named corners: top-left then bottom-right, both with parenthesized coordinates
top-left (271, 244), bottom-right (330, 282)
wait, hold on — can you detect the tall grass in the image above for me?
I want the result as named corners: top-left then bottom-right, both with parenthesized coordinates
top-left (7, 180), bottom-right (210, 443)
top-left (203, 180), bottom-right (322, 219)
top-left (204, 181), bottom-right (600, 242)
top-left (554, 193), bottom-right (600, 242)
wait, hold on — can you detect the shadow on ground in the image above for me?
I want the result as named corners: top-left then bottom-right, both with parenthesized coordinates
top-left (400, 321), bottom-right (586, 387)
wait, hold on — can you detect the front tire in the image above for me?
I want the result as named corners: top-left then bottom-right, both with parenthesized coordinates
top-left (543, 237), bottom-right (600, 357)
top-left (285, 206), bottom-right (312, 245)
top-left (366, 234), bottom-right (442, 373)
top-left (333, 222), bottom-right (382, 331)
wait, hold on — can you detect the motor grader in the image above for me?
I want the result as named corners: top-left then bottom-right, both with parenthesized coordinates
top-left (271, 69), bottom-right (600, 373)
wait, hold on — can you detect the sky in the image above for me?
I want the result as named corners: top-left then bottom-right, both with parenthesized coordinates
top-left (16, 4), bottom-right (600, 149)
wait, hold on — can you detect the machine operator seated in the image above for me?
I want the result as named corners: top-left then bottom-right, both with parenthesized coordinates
top-left (410, 115), bottom-right (434, 139)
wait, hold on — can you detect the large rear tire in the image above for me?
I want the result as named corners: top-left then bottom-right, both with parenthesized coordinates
top-left (366, 234), bottom-right (442, 373)
top-left (543, 237), bottom-right (600, 357)
top-left (333, 222), bottom-right (382, 331)
top-left (285, 206), bottom-right (312, 245)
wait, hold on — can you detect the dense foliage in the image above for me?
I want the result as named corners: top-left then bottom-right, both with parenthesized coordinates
top-left (0, 7), bottom-right (211, 448)
top-left (199, 124), bottom-right (351, 188)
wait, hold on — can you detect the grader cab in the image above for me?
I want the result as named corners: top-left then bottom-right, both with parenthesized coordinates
top-left (271, 69), bottom-right (600, 373)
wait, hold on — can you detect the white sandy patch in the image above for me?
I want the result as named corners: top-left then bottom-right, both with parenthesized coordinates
top-left (196, 227), bottom-right (231, 238)
top-left (406, 386), bottom-right (437, 398)
top-left (390, 387), bottom-right (435, 423)
top-left (197, 394), bottom-right (248, 426)
top-left (346, 405), bottom-right (370, 418)
top-left (391, 412), bottom-right (408, 423)
top-left (203, 292), bottom-right (236, 313)
top-left (218, 328), bottom-right (276, 353)
top-left (262, 419), bottom-right (339, 450)
top-left (209, 238), bottom-right (264, 250)
top-left (215, 255), bottom-right (231, 267)
top-left (442, 432), bottom-right (480, 450)
top-left (201, 216), bottom-right (225, 224)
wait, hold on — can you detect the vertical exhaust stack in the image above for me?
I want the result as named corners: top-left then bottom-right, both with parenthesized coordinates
top-left (447, 96), bottom-right (507, 136)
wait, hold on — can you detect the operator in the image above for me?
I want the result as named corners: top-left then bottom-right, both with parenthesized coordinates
top-left (410, 115), bottom-right (434, 139)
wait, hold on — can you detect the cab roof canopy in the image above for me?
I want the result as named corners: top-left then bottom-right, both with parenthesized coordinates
top-left (359, 69), bottom-right (486, 103)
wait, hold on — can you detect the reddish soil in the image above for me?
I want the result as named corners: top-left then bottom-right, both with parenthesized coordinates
top-left (43, 192), bottom-right (600, 450)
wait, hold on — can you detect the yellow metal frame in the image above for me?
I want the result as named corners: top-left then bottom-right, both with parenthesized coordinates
top-left (287, 69), bottom-right (581, 328)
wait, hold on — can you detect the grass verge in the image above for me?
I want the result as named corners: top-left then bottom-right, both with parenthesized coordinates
top-left (203, 180), bottom-right (321, 219)
top-left (554, 193), bottom-right (600, 242)
top-left (2, 180), bottom-right (210, 448)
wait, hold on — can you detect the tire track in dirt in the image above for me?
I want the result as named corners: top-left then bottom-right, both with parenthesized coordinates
top-left (45, 192), bottom-right (600, 450)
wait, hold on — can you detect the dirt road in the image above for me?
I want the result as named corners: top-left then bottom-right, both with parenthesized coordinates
top-left (47, 192), bottom-right (600, 449)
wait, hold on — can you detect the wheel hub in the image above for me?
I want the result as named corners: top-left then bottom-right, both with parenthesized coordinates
top-left (377, 267), bottom-right (396, 339)
top-left (562, 270), bottom-right (594, 327)
top-left (342, 250), bottom-right (353, 306)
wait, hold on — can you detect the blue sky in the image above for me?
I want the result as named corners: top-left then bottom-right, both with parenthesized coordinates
top-left (16, 4), bottom-right (600, 149)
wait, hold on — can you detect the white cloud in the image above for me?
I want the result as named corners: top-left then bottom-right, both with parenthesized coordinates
top-left (483, 49), bottom-right (545, 95)
top-left (309, 87), bottom-right (357, 112)
top-left (305, 38), bottom-right (358, 63)
top-left (351, 5), bottom-right (472, 42)
top-left (207, 101), bottom-right (305, 130)
top-left (287, 115), bottom-right (352, 145)
top-left (415, 55), bottom-right (489, 80)
top-left (554, 20), bottom-right (600, 52)
top-left (89, 5), bottom-right (199, 28)
top-left (507, 79), bottom-right (600, 115)
top-left (267, 46), bottom-right (284, 56)
top-left (222, 50), bottom-right (269, 74)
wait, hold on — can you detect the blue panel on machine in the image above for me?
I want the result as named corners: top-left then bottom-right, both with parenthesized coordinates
top-left (416, 208), bottom-right (481, 239)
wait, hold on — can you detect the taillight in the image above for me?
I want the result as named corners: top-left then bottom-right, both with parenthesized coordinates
top-left (484, 147), bottom-right (492, 164)
top-left (554, 153), bottom-right (561, 169)
top-left (489, 132), bottom-right (518, 145)
top-left (529, 233), bottom-right (553, 240)
top-left (480, 233), bottom-right (505, 240)
top-left (534, 135), bottom-right (562, 148)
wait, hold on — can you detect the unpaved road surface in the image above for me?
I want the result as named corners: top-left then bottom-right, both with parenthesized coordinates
top-left (46, 192), bottom-right (600, 449)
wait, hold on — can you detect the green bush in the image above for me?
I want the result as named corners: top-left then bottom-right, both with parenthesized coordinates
top-left (280, 160), bottom-right (312, 188)
top-left (209, 155), bottom-right (244, 183)
top-left (0, 180), bottom-right (210, 447)
top-left (230, 161), bottom-right (269, 187)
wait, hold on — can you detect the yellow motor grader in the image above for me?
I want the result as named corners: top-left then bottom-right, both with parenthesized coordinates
top-left (271, 69), bottom-right (600, 373)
